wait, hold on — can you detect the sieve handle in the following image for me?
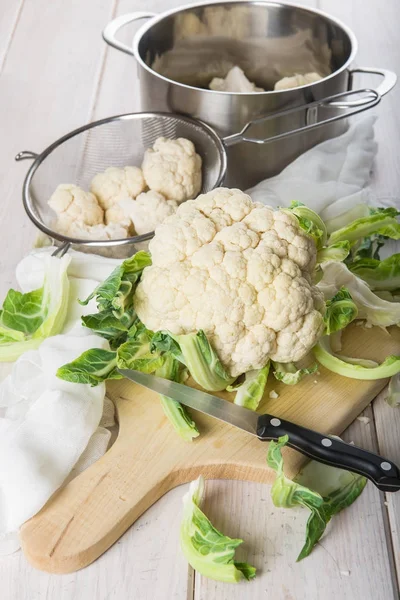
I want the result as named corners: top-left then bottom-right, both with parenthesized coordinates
top-left (103, 12), bottom-right (156, 56)
top-left (223, 88), bottom-right (381, 148)
top-left (15, 151), bottom-right (39, 161)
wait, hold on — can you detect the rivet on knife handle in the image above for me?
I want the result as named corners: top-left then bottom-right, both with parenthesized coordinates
top-left (256, 414), bottom-right (400, 493)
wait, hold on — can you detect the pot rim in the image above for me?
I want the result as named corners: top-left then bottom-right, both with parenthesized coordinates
top-left (132, 0), bottom-right (358, 95)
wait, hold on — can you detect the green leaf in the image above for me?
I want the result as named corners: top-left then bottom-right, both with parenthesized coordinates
top-left (159, 396), bottom-right (200, 442)
top-left (348, 254), bottom-right (400, 291)
top-left (318, 262), bottom-right (400, 328)
top-left (317, 241), bottom-right (351, 264)
top-left (385, 374), bottom-right (400, 408)
top-left (117, 332), bottom-right (165, 374)
top-left (0, 288), bottom-right (45, 334)
top-left (285, 202), bottom-right (327, 249)
top-left (180, 476), bottom-right (256, 583)
top-left (328, 208), bottom-right (400, 245)
top-left (268, 436), bottom-right (367, 561)
top-left (57, 348), bottom-right (121, 385)
top-left (272, 362), bottom-right (318, 385)
top-left (323, 287), bottom-right (358, 334)
top-left (156, 354), bottom-right (199, 441)
top-left (81, 308), bottom-right (136, 343)
top-left (231, 364), bottom-right (270, 410)
top-left (313, 336), bottom-right (400, 379)
top-left (349, 234), bottom-right (387, 261)
top-left (151, 331), bottom-right (185, 364)
top-left (0, 255), bottom-right (70, 362)
top-left (325, 204), bottom-right (370, 235)
top-left (152, 330), bottom-right (234, 392)
top-left (80, 251), bottom-right (151, 309)
top-left (0, 319), bottom-right (26, 343)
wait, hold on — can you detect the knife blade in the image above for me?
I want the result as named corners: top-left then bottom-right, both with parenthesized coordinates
top-left (119, 368), bottom-right (400, 492)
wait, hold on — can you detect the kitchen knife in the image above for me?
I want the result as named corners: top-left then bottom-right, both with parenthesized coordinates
top-left (118, 369), bottom-right (400, 492)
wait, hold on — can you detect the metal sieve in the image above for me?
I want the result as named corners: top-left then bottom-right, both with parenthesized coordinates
top-left (16, 95), bottom-right (380, 256)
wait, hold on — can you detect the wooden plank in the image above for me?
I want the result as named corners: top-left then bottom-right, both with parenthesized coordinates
top-left (373, 390), bottom-right (400, 587)
top-left (92, 0), bottom-right (187, 120)
top-left (0, 485), bottom-right (190, 600)
top-left (0, 0), bottom-right (24, 72)
top-left (195, 406), bottom-right (398, 600)
top-left (320, 0), bottom-right (400, 591)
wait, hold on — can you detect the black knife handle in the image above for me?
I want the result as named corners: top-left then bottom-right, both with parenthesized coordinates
top-left (257, 414), bottom-right (400, 492)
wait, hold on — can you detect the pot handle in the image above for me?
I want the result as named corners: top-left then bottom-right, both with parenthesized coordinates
top-left (223, 87), bottom-right (381, 148)
top-left (102, 12), bottom-right (156, 56)
top-left (350, 67), bottom-right (397, 97)
top-left (329, 67), bottom-right (397, 107)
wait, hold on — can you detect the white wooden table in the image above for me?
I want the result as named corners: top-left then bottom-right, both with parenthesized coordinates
top-left (0, 1), bottom-right (399, 598)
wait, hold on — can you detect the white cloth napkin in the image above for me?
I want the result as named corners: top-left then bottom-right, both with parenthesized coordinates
top-left (247, 116), bottom-right (377, 222)
top-left (0, 249), bottom-right (119, 554)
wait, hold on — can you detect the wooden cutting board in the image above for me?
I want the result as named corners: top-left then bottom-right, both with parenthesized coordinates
top-left (19, 324), bottom-right (400, 574)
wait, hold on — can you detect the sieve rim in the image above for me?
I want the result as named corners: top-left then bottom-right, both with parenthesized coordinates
top-left (22, 111), bottom-right (228, 247)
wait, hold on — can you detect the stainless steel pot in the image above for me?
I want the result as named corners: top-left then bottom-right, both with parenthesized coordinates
top-left (103, 1), bottom-right (396, 189)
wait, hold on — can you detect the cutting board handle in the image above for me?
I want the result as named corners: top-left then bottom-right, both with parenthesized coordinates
top-left (19, 388), bottom-right (184, 574)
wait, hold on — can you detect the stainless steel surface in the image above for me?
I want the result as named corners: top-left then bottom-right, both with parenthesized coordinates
top-left (119, 368), bottom-right (260, 436)
top-left (104, 1), bottom-right (397, 189)
top-left (18, 112), bottom-right (227, 257)
top-left (103, 12), bottom-right (156, 55)
top-left (223, 88), bottom-right (380, 146)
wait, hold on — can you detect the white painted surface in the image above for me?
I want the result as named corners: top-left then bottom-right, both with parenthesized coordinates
top-left (0, 0), bottom-right (399, 598)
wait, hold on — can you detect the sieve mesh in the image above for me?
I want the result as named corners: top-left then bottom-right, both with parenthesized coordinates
top-left (24, 113), bottom-right (227, 249)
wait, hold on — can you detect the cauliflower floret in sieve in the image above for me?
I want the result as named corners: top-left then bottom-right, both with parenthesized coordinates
top-left (119, 190), bottom-right (178, 235)
top-left (134, 187), bottom-right (325, 377)
top-left (90, 166), bottom-right (146, 211)
top-left (142, 137), bottom-right (202, 202)
top-left (48, 184), bottom-right (104, 228)
top-left (56, 218), bottom-right (129, 240)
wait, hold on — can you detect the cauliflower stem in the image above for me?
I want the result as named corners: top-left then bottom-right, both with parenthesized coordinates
top-left (152, 330), bottom-right (235, 392)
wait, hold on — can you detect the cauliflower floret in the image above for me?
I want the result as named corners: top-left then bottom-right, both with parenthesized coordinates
top-left (135, 187), bottom-right (325, 377)
top-left (209, 66), bottom-right (264, 93)
top-left (104, 206), bottom-right (132, 231)
top-left (90, 166), bottom-right (146, 210)
top-left (119, 191), bottom-right (178, 235)
top-left (56, 219), bottom-right (129, 240)
top-left (142, 137), bottom-right (202, 202)
top-left (274, 72), bottom-right (323, 91)
top-left (48, 184), bottom-right (104, 226)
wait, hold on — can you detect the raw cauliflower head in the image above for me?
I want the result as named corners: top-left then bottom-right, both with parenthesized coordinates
top-left (119, 191), bottom-right (178, 236)
top-left (90, 166), bottom-right (146, 210)
top-left (142, 137), bottom-right (202, 202)
top-left (134, 188), bottom-right (325, 377)
top-left (48, 184), bottom-right (104, 226)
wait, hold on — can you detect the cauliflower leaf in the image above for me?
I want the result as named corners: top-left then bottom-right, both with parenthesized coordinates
top-left (323, 287), bottom-right (358, 334)
top-left (318, 262), bottom-right (400, 328)
top-left (229, 364), bottom-right (270, 410)
top-left (180, 476), bottom-right (256, 583)
top-left (385, 374), bottom-right (400, 408)
top-left (272, 362), bottom-right (317, 385)
top-left (328, 207), bottom-right (400, 245)
top-left (152, 330), bottom-right (235, 391)
top-left (313, 336), bottom-right (400, 379)
top-left (268, 435), bottom-right (367, 561)
top-left (348, 254), bottom-right (400, 291)
top-left (0, 255), bottom-right (70, 362)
